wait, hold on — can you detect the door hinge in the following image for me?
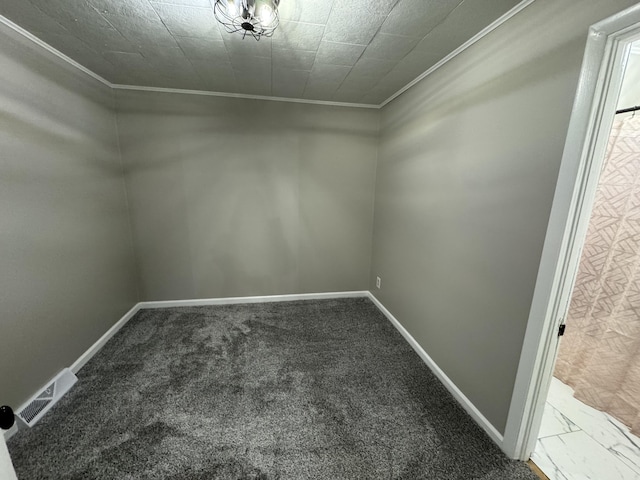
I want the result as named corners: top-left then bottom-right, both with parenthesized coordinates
top-left (558, 324), bottom-right (566, 337)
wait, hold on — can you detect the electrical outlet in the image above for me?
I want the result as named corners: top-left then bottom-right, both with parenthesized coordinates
top-left (376, 276), bottom-right (381, 289)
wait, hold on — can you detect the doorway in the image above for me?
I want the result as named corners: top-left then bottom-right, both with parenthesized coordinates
top-left (501, 1), bottom-right (640, 467)
top-left (530, 44), bottom-right (640, 478)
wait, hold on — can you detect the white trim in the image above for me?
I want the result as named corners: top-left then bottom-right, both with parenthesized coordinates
top-left (22, 290), bottom-right (503, 450)
top-left (379, 0), bottom-right (537, 108)
top-left (69, 291), bottom-right (368, 372)
top-left (503, 3), bottom-right (640, 461)
top-left (70, 304), bottom-right (142, 373)
top-left (112, 84), bottom-right (380, 109)
top-left (0, 13), bottom-right (374, 109)
top-left (0, 0), bottom-right (537, 110)
top-left (366, 292), bottom-right (505, 447)
top-left (15, 369), bottom-right (77, 428)
top-left (139, 291), bottom-right (369, 309)
top-left (0, 15), bottom-right (111, 88)
top-left (0, 432), bottom-right (18, 480)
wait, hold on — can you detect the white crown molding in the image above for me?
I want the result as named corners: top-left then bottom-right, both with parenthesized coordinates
top-left (380, 0), bottom-right (538, 108)
top-left (0, 0), bottom-right (536, 110)
top-left (111, 84), bottom-right (379, 109)
top-left (0, 14), bottom-right (111, 88)
top-left (0, 12), bottom-right (377, 109)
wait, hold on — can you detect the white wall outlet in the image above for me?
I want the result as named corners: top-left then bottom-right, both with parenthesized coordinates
top-left (376, 276), bottom-right (381, 289)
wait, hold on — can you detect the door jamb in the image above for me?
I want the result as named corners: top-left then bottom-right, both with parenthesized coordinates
top-left (502, 3), bottom-right (640, 460)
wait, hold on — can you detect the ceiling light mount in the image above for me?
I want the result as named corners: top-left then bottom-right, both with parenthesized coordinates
top-left (213, 0), bottom-right (280, 40)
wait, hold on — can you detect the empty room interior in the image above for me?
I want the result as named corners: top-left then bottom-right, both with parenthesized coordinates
top-left (2, 0), bottom-right (640, 479)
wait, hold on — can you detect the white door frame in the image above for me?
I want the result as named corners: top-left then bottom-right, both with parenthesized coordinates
top-left (502, 3), bottom-right (640, 461)
top-left (0, 434), bottom-right (18, 480)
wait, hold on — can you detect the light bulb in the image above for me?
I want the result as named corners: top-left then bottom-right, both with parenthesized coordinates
top-left (259, 5), bottom-right (274, 25)
top-left (226, 0), bottom-right (238, 16)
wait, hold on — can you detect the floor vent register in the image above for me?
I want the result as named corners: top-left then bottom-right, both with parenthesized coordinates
top-left (16, 368), bottom-right (77, 427)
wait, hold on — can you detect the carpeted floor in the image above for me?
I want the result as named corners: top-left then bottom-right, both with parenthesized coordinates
top-left (8, 298), bottom-right (538, 479)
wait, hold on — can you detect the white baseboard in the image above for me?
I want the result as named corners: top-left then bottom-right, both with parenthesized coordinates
top-left (70, 303), bottom-right (142, 373)
top-left (9, 289), bottom-right (501, 453)
top-left (65, 290), bottom-right (503, 450)
top-left (70, 291), bottom-right (369, 374)
top-left (139, 291), bottom-right (369, 309)
top-left (366, 292), bottom-right (505, 448)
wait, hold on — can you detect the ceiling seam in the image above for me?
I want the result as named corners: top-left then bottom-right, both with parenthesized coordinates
top-left (301, 0), bottom-right (337, 100)
top-left (269, 25), bottom-right (274, 97)
top-left (295, 35), bottom-right (317, 100)
top-left (331, 0), bottom-right (401, 103)
top-left (88, 0), bottom-right (157, 84)
top-left (170, 1), bottom-right (224, 92)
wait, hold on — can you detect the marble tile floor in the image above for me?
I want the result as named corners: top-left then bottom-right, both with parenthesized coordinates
top-left (531, 376), bottom-right (640, 480)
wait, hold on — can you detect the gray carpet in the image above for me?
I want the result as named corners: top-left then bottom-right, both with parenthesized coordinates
top-left (8, 298), bottom-right (538, 479)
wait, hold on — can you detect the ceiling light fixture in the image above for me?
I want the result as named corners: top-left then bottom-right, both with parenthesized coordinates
top-left (213, 0), bottom-right (280, 40)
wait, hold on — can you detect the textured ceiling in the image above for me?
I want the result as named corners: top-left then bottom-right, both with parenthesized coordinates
top-left (0, 0), bottom-right (522, 105)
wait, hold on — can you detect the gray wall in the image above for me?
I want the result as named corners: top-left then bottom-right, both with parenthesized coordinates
top-left (0, 25), bottom-right (138, 408)
top-left (5, 0), bottom-right (638, 439)
top-left (115, 90), bottom-right (379, 300)
top-left (370, 0), bottom-right (640, 434)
